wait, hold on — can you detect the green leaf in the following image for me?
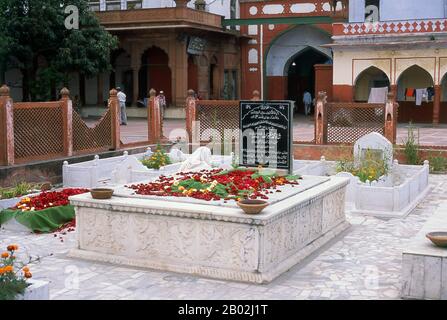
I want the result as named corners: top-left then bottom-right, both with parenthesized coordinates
top-left (0, 279), bottom-right (28, 300)
top-left (285, 174), bottom-right (301, 181)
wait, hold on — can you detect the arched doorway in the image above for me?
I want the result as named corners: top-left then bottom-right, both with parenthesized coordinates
top-left (110, 49), bottom-right (132, 104)
top-left (397, 65), bottom-right (434, 123)
top-left (354, 66), bottom-right (390, 103)
top-left (139, 46), bottom-right (172, 105)
top-left (265, 25), bottom-right (333, 105)
top-left (286, 48), bottom-right (331, 115)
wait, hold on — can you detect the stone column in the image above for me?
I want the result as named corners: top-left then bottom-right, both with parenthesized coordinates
top-left (390, 84), bottom-right (398, 101)
top-left (384, 92), bottom-right (397, 144)
top-left (148, 88), bottom-right (161, 143)
top-left (109, 89), bottom-right (121, 150)
top-left (173, 36), bottom-right (188, 107)
top-left (197, 56), bottom-right (209, 99)
top-left (315, 91), bottom-right (327, 145)
top-left (132, 68), bottom-right (139, 106)
top-left (60, 88), bottom-right (73, 157)
top-left (185, 89), bottom-right (198, 153)
top-left (433, 85), bottom-right (441, 125)
top-left (0, 85), bottom-right (14, 165)
top-left (186, 89), bottom-right (196, 143)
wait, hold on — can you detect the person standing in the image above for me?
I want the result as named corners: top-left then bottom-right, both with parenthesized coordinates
top-left (303, 90), bottom-right (312, 116)
top-left (117, 87), bottom-right (127, 125)
top-left (157, 90), bottom-right (167, 120)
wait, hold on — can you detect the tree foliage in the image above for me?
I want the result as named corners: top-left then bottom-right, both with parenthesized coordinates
top-left (0, 0), bottom-right (118, 101)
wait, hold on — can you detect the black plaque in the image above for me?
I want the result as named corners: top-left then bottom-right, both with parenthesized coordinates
top-left (239, 100), bottom-right (294, 173)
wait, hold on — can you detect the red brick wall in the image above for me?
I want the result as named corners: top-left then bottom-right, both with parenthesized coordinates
top-left (332, 85), bottom-right (353, 102)
top-left (398, 101), bottom-right (433, 124)
top-left (267, 76), bottom-right (287, 100)
top-left (314, 64), bottom-right (333, 101)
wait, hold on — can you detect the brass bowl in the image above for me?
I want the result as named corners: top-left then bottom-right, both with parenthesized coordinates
top-left (91, 188), bottom-right (114, 200)
top-left (237, 199), bottom-right (269, 215)
top-left (426, 232), bottom-right (447, 248)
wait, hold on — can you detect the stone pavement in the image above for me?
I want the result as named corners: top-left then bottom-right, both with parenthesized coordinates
top-left (1, 175), bottom-right (446, 300)
top-left (113, 117), bottom-right (447, 146)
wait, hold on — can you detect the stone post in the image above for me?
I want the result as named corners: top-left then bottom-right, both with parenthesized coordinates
top-left (186, 89), bottom-right (196, 147)
top-left (384, 92), bottom-right (397, 144)
top-left (251, 90), bottom-right (261, 101)
top-left (433, 85), bottom-right (441, 125)
top-left (315, 91), bottom-right (327, 145)
top-left (60, 88), bottom-right (73, 157)
top-left (149, 88), bottom-right (161, 144)
top-left (109, 89), bottom-right (121, 150)
top-left (0, 85), bottom-right (14, 165)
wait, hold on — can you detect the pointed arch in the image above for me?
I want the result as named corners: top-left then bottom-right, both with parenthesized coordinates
top-left (396, 65), bottom-right (434, 102)
top-left (139, 46), bottom-right (172, 103)
top-left (396, 63), bottom-right (434, 86)
top-left (265, 25), bottom-right (332, 77)
top-left (354, 66), bottom-right (390, 102)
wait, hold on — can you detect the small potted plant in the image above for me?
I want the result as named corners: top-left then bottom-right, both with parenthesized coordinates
top-left (141, 144), bottom-right (172, 170)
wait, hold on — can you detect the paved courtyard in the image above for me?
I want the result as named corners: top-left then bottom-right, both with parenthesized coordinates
top-left (1, 175), bottom-right (445, 300)
top-left (112, 117), bottom-right (447, 146)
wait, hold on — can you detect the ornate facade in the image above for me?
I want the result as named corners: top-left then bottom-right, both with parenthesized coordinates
top-left (4, 0), bottom-right (447, 123)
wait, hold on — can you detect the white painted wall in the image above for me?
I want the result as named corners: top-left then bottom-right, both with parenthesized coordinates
top-left (381, 0), bottom-right (446, 21)
top-left (349, 0), bottom-right (447, 22)
top-left (333, 48), bottom-right (446, 86)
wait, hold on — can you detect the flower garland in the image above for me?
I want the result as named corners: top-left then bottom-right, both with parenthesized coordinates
top-left (127, 169), bottom-right (301, 202)
top-left (14, 188), bottom-right (89, 212)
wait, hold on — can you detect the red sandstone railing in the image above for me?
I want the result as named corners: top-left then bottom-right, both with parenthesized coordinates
top-left (0, 86), bottom-right (121, 165)
top-left (186, 90), bottom-right (261, 149)
top-left (96, 7), bottom-right (223, 30)
top-left (314, 92), bottom-right (398, 145)
top-left (184, 89), bottom-right (397, 149)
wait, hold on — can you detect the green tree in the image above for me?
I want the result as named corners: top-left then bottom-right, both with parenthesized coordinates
top-left (0, 0), bottom-right (118, 101)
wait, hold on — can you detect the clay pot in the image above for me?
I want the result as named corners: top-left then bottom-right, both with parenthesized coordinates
top-left (90, 188), bottom-right (114, 200)
top-left (426, 232), bottom-right (447, 248)
top-left (237, 199), bottom-right (269, 215)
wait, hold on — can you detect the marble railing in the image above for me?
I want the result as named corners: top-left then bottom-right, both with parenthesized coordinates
top-left (333, 19), bottom-right (447, 37)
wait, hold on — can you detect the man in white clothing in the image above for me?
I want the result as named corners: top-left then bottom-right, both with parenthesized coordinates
top-left (117, 87), bottom-right (127, 125)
